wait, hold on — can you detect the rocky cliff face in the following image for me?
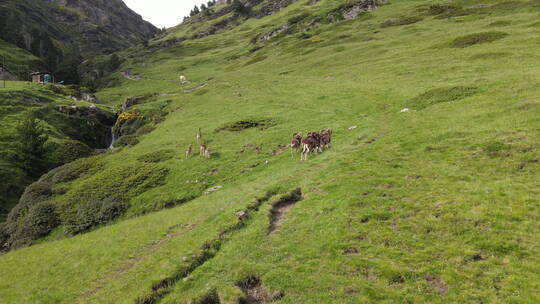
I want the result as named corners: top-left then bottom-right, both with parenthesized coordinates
top-left (0, 0), bottom-right (157, 82)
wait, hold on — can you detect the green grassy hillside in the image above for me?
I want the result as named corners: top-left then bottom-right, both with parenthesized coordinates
top-left (1, 0), bottom-right (539, 303)
top-left (0, 81), bottom-right (115, 221)
top-left (0, 39), bottom-right (43, 78)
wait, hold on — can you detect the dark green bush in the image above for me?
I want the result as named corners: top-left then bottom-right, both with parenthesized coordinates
top-left (216, 118), bottom-right (276, 132)
top-left (16, 180), bottom-right (52, 210)
top-left (60, 163), bottom-right (169, 235)
top-left (134, 125), bottom-right (155, 136)
top-left (0, 223), bottom-right (8, 252)
top-left (137, 149), bottom-right (175, 163)
top-left (450, 31), bottom-right (508, 48)
top-left (40, 156), bottom-right (101, 184)
top-left (3, 201), bottom-right (59, 250)
top-left (63, 196), bottom-right (128, 235)
top-left (118, 116), bottom-right (146, 136)
top-left (24, 201), bottom-right (59, 239)
top-left (115, 135), bottom-right (140, 147)
top-left (409, 86), bottom-right (478, 109)
top-left (47, 140), bottom-right (93, 167)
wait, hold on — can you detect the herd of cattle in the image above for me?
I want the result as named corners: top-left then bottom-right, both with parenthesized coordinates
top-left (186, 128), bottom-right (332, 161)
top-left (291, 128), bottom-right (333, 160)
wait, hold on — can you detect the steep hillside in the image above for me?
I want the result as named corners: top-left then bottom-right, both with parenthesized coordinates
top-left (1, 0), bottom-right (540, 303)
top-left (0, 81), bottom-right (115, 222)
top-left (0, 39), bottom-right (43, 80)
top-left (0, 0), bottom-right (157, 82)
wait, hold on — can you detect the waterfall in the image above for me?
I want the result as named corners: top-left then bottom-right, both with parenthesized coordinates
top-left (108, 127), bottom-right (117, 149)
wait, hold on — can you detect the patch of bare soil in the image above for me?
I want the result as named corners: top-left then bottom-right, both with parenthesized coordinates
top-left (426, 275), bottom-right (448, 294)
top-left (267, 188), bottom-right (303, 235)
top-left (236, 275), bottom-right (284, 304)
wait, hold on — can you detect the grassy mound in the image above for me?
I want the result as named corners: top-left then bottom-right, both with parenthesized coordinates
top-left (450, 31), bottom-right (508, 48)
top-left (408, 86), bottom-right (478, 110)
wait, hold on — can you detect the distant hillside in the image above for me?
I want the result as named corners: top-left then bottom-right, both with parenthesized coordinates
top-left (0, 0), bottom-right (157, 82)
top-left (1, 0), bottom-right (540, 303)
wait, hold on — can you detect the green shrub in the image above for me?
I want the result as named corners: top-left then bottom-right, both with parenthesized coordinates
top-left (24, 201), bottom-right (59, 239)
top-left (450, 32), bottom-right (508, 48)
top-left (0, 223), bottom-right (8, 252)
top-left (118, 116), bottom-right (146, 136)
top-left (16, 180), bottom-right (52, 210)
top-left (2, 201), bottom-right (59, 250)
top-left (40, 156), bottom-right (102, 184)
top-left (63, 196), bottom-right (128, 235)
top-left (134, 125), bottom-right (155, 136)
top-left (216, 118), bottom-right (276, 132)
top-left (115, 135), bottom-right (140, 147)
top-left (137, 149), bottom-right (175, 163)
top-left (47, 140), bottom-right (93, 167)
top-left (409, 86), bottom-right (478, 110)
top-left (60, 163), bottom-right (169, 235)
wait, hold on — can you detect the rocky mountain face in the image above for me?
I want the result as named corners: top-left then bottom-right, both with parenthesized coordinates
top-left (0, 0), bottom-right (157, 82)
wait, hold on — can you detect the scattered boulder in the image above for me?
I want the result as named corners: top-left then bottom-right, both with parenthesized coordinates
top-left (205, 185), bottom-right (223, 194)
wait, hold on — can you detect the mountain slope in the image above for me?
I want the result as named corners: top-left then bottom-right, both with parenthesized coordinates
top-left (0, 0), bottom-right (539, 303)
top-left (0, 0), bottom-right (157, 81)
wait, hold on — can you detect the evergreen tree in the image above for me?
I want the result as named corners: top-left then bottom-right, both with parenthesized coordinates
top-left (15, 113), bottom-right (48, 177)
top-left (231, 0), bottom-right (250, 15)
top-left (190, 5), bottom-right (200, 16)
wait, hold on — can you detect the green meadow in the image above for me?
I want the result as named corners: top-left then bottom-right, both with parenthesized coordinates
top-left (0, 0), bottom-right (539, 303)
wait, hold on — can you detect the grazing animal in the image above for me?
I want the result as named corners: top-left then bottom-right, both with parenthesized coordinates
top-left (301, 132), bottom-right (320, 161)
top-left (320, 128), bottom-right (332, 150)
top-left (291, 132), bottom-right (303, 157)
top-left (204, 147), bottom-right (212, 159)
top-left (180, 75), bottom-right (188, 84)
top-left (196, 128), bottom-right (203, 144)
top-left (186, 144), bottom-right (193, 158)
top-left (199, 143), bottom-right (207, 156)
